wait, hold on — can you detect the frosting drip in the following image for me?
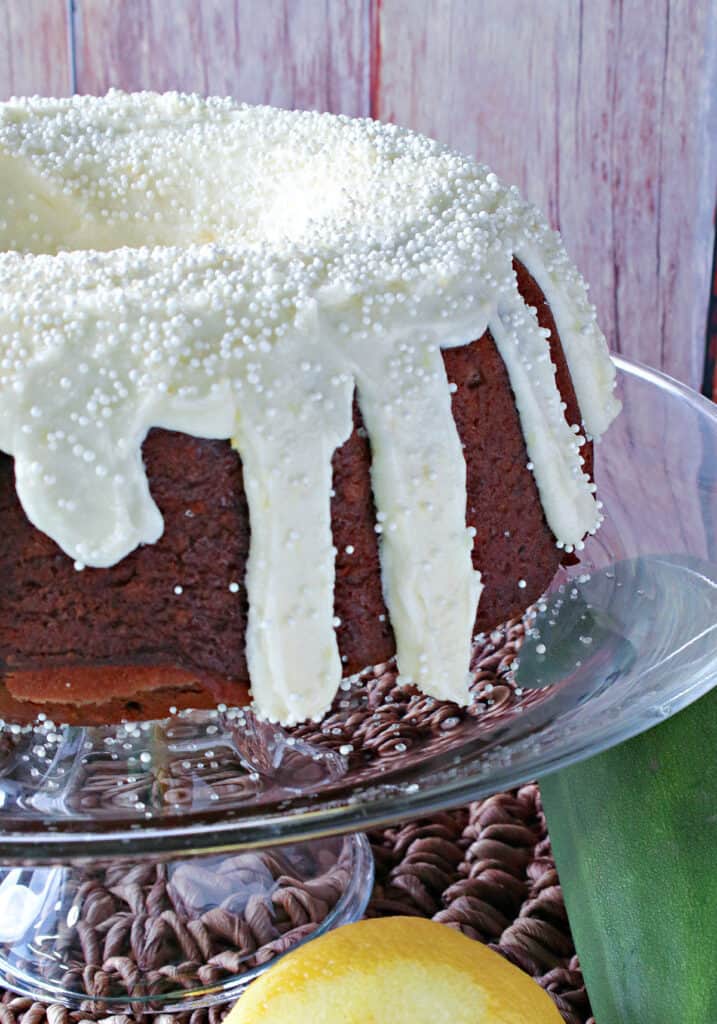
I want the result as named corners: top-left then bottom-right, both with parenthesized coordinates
top-left (0, 92), bottom-right (620, 723)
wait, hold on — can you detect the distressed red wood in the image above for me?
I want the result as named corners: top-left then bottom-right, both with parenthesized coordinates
top-left (73, 0), bottom-right (370, 115)
top-left (0, 0), bottom-right (72, 99)
top-left (373, 0), bottom-right (717, 392)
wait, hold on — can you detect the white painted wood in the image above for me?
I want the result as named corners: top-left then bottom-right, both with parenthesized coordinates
top-left (0, 0), bottom-right (72, 99)
top-left (374, 0), bottom-right (717, 390)
top-left (74, 0), bottom-right (370, 115)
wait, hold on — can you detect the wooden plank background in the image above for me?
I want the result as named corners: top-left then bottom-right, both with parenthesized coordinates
top-left (0, 0), bottom-right (715, 394)
top-left (0, 0), bottom-right (71, 97)
top-left (73, 0), bottom-right (370, 115)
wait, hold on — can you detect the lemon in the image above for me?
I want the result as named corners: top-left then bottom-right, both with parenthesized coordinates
top-left (227, 916), bottom-right (563, 1023)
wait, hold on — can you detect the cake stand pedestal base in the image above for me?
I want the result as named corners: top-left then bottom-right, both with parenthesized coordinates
top-left (0, 832), bottom-right (373, 1014)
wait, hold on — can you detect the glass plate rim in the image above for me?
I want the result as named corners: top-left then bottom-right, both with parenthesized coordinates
top-left (0, 354), bottom-right (715, 863)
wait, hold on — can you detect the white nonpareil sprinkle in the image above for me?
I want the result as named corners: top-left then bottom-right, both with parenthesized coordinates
top-left (0, 91), bottom-right (621, 725)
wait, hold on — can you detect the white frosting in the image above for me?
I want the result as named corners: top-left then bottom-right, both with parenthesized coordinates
top-left (0, 91), bottom-right (620, 723)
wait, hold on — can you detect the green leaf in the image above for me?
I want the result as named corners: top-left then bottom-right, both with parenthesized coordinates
top-left (540, 685), bottom-right (717, 1024)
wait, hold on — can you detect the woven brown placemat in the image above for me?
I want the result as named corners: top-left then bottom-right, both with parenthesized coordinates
top-left (0, 783), bottom-right (593, 1024)
top-left (368, 784), bottom-right (593, 1024)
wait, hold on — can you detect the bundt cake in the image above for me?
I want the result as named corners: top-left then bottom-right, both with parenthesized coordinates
top-left (0, 92), bottom-right (620, 725)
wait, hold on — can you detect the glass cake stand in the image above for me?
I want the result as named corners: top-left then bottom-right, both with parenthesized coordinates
top-left (0, 356), bottom-right (714, 1013)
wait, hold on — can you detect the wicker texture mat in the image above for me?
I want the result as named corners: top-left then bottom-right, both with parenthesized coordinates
top-left (0, 783), bottom-right (593, 1024)
top-left (369, 784), bottom-right (593, 1024)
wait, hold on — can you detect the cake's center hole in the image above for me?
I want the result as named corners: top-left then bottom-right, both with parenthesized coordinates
top-left (0, 148), bottom-right (365, 257)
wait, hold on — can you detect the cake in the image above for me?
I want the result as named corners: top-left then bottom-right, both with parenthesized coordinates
top-left (0, 92), bottom-right (621, 726)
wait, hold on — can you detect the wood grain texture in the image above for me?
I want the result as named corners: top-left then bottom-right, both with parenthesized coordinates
top-left (74, 0), bottom-right (370, 115)
top-left (706, 255), bottom-right (717, 400)
top-left (0, 0), bottom-right (72, 99)
top-left (374, 0), bottom-right (717, 390)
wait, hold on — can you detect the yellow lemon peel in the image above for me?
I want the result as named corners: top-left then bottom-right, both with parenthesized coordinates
top-left (227, 917), bottom-right (564, 1023)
